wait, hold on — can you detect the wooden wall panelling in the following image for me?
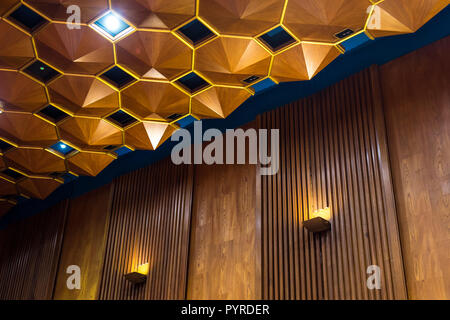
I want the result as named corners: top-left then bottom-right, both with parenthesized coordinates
top-left (259, 68), bottom-right (407, 300)
top-left (53, 184), bottom-right (114, 300)
top-left (0, 201), bottom-right (68, 300)
top-left (186, 158), bottom-right (260, 300)
top-left (381, 37), bottom-right (450, 299)
top-left (99, 159), bottom-right (193, 300)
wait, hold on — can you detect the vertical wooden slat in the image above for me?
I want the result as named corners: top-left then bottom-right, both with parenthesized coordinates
top-left (98, 159), bottom-right (193, 300)
top-left (0, 201), bottom-right (67, 300)
top-left (259, 67), bottom-right (407, 300)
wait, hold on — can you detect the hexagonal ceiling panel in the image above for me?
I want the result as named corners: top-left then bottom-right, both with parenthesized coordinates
top-left (366, 0), bottom-right (449, 38)
top-left (34, 23), bottom-right (114, 75)
top-left (0, 0), bottom-right (447, 205)
top-left (199, 0), bottom-right (285, 36)
top-left (0, 70), bottom-right (47, 113)
top-left (195, 37), bottom-right (272, 86)
top-left (24, 0), bottom-right (109, 23)
top-left (0, 20), bottom-right (35, 69)
top-left (121, 81), bottom-right (190, 120)
top-left (48, 75), bottom-right (119, 117)
top-left (284, 0), bottom-right (370, 42)
top-left (116, 31), bottom-right (192, 81)
top-left (4, 148), bottom-right (66, 174)
top-left (111, 0), bottom-right (196, 30)
top-left (58, 117), bottom-right (123, 150)
top-left (0, 112), bottom-right (58, 147)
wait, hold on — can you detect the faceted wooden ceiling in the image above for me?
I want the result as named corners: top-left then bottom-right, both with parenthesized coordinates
top-left (0, 0), bottom-right (447, 207)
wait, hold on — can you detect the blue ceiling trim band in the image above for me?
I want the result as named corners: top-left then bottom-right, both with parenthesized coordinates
top-left (1, 6), bottom-right (449, 228)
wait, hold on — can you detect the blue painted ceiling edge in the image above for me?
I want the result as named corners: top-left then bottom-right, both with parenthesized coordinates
top-left (1, 7), bottom-right (449, 228)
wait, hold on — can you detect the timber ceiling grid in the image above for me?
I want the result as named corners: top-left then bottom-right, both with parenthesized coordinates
top-left (0, 0), bottom-right (447, 207)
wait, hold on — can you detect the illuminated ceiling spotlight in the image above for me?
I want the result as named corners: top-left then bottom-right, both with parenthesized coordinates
top-left (303, 207), bottom-right (331, 233)
top-left (91, 11), bottom-right (134, 41)
top-left (49, 142), bottom-right (75, 157)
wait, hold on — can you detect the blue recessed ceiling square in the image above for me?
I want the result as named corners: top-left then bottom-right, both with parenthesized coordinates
top-left (341, 33), bottom-right (371, 52)
top-left (115, 146), bottom-right (133, 157)
top-left (62, 172), bottom-right (78, 184)
top-left (176, 115), bottom-right (196, 128)
top-left (178, 19), bottom-right (215, 46)
top-left (101, 66), bottom-right (135, 89)
top-left (251, 78), bottom-right (276, 93)
top-left (50, 142), bottom-right (75, 156)
top-left (107, 110), bottom-right (138, 127)
top-left (176, 72), bottom-right (209, 93)
top-left (259, 26), bottom-right (296, 51)
top-left (93, 12), bottom-right (132, 39)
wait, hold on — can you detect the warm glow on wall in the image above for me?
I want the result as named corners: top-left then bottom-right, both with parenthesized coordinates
top-left (137, 263), bottom-right (149, 275)
top-left (312, 207), bottom-right (331, 221)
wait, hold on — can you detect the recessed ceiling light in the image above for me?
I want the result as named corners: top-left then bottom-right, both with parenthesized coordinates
top-left (92, 11), bottom-right (134, 41)
top-left (49, 142), bottom-right (75, 156)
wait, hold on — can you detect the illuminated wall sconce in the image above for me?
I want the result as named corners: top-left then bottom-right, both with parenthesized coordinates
top-left (303, 207), bottom-right (331, 233)
top-left (124, 263), bottom-right (149, 284)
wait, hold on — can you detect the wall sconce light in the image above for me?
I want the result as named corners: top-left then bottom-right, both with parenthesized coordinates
top-left (124, 263), bottom-right (149, 284)
top-left (303, 207), bottom-right (331, 233)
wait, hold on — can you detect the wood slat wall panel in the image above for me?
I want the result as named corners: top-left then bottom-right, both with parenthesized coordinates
top-left (0, 201), bottom-right (68, 300)
top-left (259, 67), bottom-right (407, 300)
top-left (381, 37), bottom-right (450, 299)
top-left (98, 159), bottom-right (193, 300)
top-left (53, 184), bottom-right (114, 300)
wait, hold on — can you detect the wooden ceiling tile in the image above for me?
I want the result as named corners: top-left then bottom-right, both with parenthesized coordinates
top-left (199, 0), bottom-right (285, 36)
top-left (121, 81), bottom-right (189, 120)
top-left (195, 37), bottom-right (272, 86)
top-left (111, 0), bottom-right (196, 30)
top-left (58, 117), bottom-right (123, 150)
top-left (24, 0), bottom-right (109, 23)
top-left (192, 87), bottom-right (252, 119)
top-left (34, 24), bottom-right (114, 75)
top-left (125, 122), bottom-right (176, 150)
top-left (116, 31), bottom-right (192, 81)
top-left (0, 70), bottom-right (47, 113)
top-left (284, 0), bottom-right (370, 42)
top-left (367, 0), bottom-right (449, 38)
top-left (17, 177), bottom-right (62, 199)
top-left (67, 151), bottom-right (115, 176)
top-left (0, 20), bottom-right (35, 70)
top-left (271, 43), bottom-right (341, 82)
top-left (48, 75), bottom-right (119, 117)
top-left (4, 148), bottom-right (66, 174)
top-left (0, 113), bottom-right (58, 147)
top-left (0, 178), bottom-right (18, 197)
top-left (0, 1), bottom-right (19, 17)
